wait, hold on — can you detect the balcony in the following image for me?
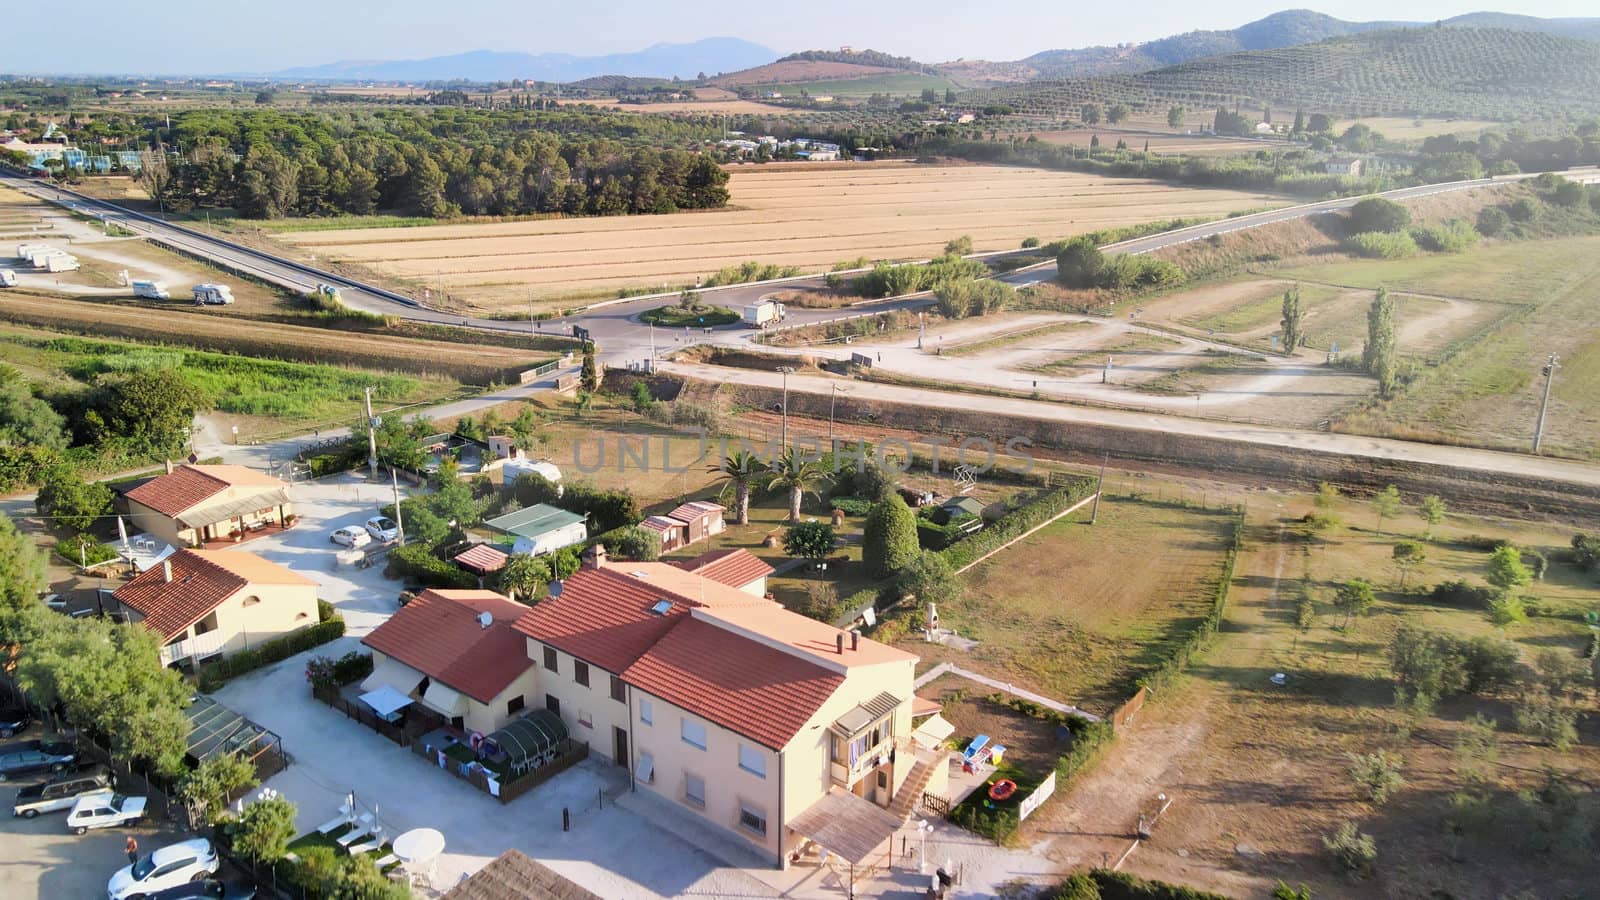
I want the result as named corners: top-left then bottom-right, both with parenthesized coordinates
top-left (161, 628), bottom-right (229, 667)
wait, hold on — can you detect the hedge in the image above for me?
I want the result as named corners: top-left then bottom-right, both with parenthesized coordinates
top-left (1053, 869), bottom-right (1230, 900)
top-left (829, 496), bottom-right (873, 517)
top-left (198, 617), bottom-right (346, 691)
top-left (937, 478), bottom-right (1095, 571)
top-left (1137, 508), bottom-right (1244, 693)
top-left (385, 542), bottom-right (478, 589)
top-left (916, 517), bottom-right (968, 551)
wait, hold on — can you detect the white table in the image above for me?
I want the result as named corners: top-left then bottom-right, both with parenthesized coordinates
top-left (392, 827), bottom-right (446, 885)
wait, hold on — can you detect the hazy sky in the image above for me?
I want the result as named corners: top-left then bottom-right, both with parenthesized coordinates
top-left (9, 1), bottom-right (1599, 74)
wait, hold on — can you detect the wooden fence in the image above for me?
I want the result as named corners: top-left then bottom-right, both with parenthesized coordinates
top-left (312, 687), bottom-right (439, 747)
top-left (410, 738), bottom-right (589, 804)
top-left (1110, 687), bottom-right (1149, 729)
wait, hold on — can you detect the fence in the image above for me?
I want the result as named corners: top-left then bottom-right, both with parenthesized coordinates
top-left (410, 737), bottom-right (589, 804)
top-left (1110, 687), bottom-right (1149, 729)
top-left (312, 687), bottom-right (438, 747)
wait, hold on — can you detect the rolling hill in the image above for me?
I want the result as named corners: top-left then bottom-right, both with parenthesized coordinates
top-left (944, 9), bottom-right (1600, 83)
top-left (274, 37), bottom-right (776, 83)
top-left (979, 26), bottom-right (1600, 122)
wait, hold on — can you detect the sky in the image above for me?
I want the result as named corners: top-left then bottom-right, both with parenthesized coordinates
top-left (8, 0), bottom-right (1599, 75)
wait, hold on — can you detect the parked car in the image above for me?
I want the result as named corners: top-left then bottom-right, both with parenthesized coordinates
top-left (364, 515), bottom-right (399, 543)
top-left (144, 878), bottom-right (258, 900)
top-left (65, 791), bottom-right (145, 833)
top-left (107, 838), bottom-right (221, 900)
top-left (0, 741), bottom-right (78, 780)
top-left (12, 764), bottom-right (115, 817)
top-left (0, 705), bottom-right (29, 738)
top-left (330, 526), bottom-right (371, 548)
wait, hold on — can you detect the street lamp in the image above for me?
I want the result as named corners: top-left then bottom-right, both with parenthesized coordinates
top-left (777, 366), bottom-right (795, 452)
top-left (916, 818), bottom-right (934, 874)
top-left (828, 384), bottom-right (848, 452)
top-left (1533, 354), bottom-right (1560, 454)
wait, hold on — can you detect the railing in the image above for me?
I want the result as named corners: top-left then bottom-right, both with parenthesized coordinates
top-left (312, 687), bottom-right (436, 747)
top-left (161, 629), bottom-right (229, 667)
top-left (411, 737), bottom-right (589, 804)
top-left (923, 792), bottom-right (952, 816)
top-left (830, 738), bottom-right (894, 787)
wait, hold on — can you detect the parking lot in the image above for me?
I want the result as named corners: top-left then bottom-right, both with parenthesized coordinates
top-left (0, 731), bottom-right (189, 900)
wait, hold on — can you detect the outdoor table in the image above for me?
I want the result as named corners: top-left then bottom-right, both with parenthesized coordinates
top-left (392, 827), bottom-right (445, 884)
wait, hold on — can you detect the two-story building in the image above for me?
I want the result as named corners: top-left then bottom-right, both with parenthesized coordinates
top-left (513, 548), bottom-right (934, 868)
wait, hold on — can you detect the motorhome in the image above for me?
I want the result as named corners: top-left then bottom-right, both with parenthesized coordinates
top-left (0, 269), bottom-right (16, 288)
top-left (131, 280), bottom-right (170, 300)
top-left (192, 284), bottom-right (234, 305)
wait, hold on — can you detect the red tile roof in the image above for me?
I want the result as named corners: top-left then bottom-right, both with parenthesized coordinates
top-left (667, 501), bottom-right (723, 523)
top-left (623, 617), bottom-right (843, 750)
top-left (113, 549), bottom-right (308, 640)
top-left (362, 590), bottom-right (533, 703)
top-left (124, 465), bottom-right (284, 517)
top-left (678, 548), bottom-right (774, 590)
top-left (513, 567), bottom-right (698, 674)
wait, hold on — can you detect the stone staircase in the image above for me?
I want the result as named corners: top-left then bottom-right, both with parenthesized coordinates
top-left (889, 755), bottom-right (940, 821)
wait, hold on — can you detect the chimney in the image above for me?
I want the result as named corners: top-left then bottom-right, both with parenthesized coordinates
top-left (850, 631), bottom-right (859, 651)
top-left (585, 544), bottom-right (607, 570)
top-left (164, 459), bottom-right (174, 474)
top-left (835, 633), bottom-right (845, 655)
top-left (162, 560), bottom-right (173, 583)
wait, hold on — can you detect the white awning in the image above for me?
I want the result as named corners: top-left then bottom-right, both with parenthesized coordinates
top-left (422, 680), bottom-right (468, 717)
top-left (359, 684), bottom-right (413, 718)
top-left (911, 713), bottom-right (956, 752)
top-left (360, 655), bottom-right (425, 695)
top-left (635, 752), bottom-right (654, 785)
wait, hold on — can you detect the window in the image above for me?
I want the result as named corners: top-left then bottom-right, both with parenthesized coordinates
top-left (543, 646), bottom-right (558, 673)
top-left (681, 718), bottom-right (707, 750)
top-left (578, 709), bottom-right (592, 729)
top-left (545, 694), bottom-right (560, 715)
top-left (574, 661), bottom-right (590, 687)
top-left (738, 744), bottom-right (766, 779)
top-left (640, 699), bottom-right (653, 726)
top-left (738, 802), bottom-right (768, 837)
top-left (241, 595), bottom-right (260, 607)
top-left (506, 695), bottom-right (525, 715)
top-left (610, 675), bottom-right (626, 704)
top-left (684, 772), bottom-right (705, 808)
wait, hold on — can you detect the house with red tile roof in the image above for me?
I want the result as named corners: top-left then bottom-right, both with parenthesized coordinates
top-left (112, 549), bottom-right (317, 666)
top-left (360, 589), bottom-right (538, 736)
top-left (674, 548), bottom-right (775, 596)
top-left (512, 546), bottom-right (928, 868)
top-left (120, 463), bottom-right (292, 549)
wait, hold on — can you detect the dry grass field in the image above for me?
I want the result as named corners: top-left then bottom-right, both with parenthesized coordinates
top-left (556, 96), bottom-right (792, 115)
top-left (281, 161), bottom-right (1284, 311)
top-left (1024, 129), bottom-right (1266, 156)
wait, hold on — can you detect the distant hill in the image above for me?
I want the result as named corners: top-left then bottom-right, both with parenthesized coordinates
top-left (944, 9), bottom-right (1600, 82)
top-left (710, 58), bottom-right (907, 88)
top-left (273, 38), bottom-right (776, 83)
top-left (981, 26), bottom-right (1600, 121)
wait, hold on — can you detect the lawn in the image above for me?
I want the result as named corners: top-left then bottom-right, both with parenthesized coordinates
top-left (910, 496), bottom-right (1237, 713)
top-left (639, 303), bottom-right (740, 327)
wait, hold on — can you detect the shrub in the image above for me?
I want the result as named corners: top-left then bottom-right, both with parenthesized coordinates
top-left (1020, 236), bottom-right (1040, 249)
top-left (1488, 594), bottom-right (1527, 626)
top-left (783, 520), bottom-right (835, 560)
top-left (1429, 580), bottom-right (1498, 607)
top-left (197, 617), bottom-right (346, 691)
top-left (1570, 533), bottom-right (1599, 574)
top-left (915, 517), bottom-right (966, 551)
top-left (1055, 236), bottom-right (1105, 288)
top-left (385, 542), bottom-right (477, 589)
top-left (1476, 205), bottom-right (1510, 236)
top-left (1050, 870), bottom-right (1232, 899)
top-left (829, 496), bottom-right (872, 517)
top-left (863, 495), bottom-right (919, 578)
top-left (1347, 196), bottom-right (1411, 234)
top-left (229, 796), bottom-right (298, 864)
top-left (1347, 751), bottom-right (1405, 804)
top-left (1344, 230), bottom-right (1418, 259)
top-left (612, 525), bottom-right (661, 561)
top-left (1323, 821), bottom-right (1377, 877)
top-left (178, 753), bottom-right (259, 825)
top-left (1513, 692), bottom-right (1578, 750)
top-left (892, 550), bottom-right (959, 608)
top-left (1508, 197), bottom-right (1539, 222)
top-left (1411, 219), bottom-right (1480, 253)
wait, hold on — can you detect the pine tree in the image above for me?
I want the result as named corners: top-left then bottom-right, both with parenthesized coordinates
top-left (1280, 285), bottom-right (1303, 352)
top-left (1365, 288), bottom-right (1398, 397)
top-left (1292, 108), bottom-right (1306, 134)
top-left (580, 343), bottom-right (598, 393)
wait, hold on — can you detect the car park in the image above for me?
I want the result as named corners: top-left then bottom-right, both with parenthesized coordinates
top-left (0, 705), bottom-right (29, 737)
top-left (0, 740), bottom-right (78, 780)
top-left (363, 515), bottom-right (399, 543)
top-left (12, 764), bottom-right (116, 817)
top-left (144, 877), bottom-right (258, 900)
top-left (65, 791), bottom-right (145, 833)
top-left (107, 837), bottom-right (221, 900)
top-left (330, 525), bottom-right (371, 548)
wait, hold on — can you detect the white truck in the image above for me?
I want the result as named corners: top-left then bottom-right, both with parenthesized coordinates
top-left (43, 254), bottom-right (79, 273)
top-left (192, 283), bottom-right (234, 305)
top-left (25, 247), bottom-right (65, 268)
top-left (131, 280), bottom-right (170, 300)
top-left (742, 299), bottom-right (787, 328)
top-left (0, 269), bottom-right (16, 288)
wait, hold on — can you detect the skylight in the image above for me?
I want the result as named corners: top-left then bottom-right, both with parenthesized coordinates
top-left (649, 599), bottom-right (673, 616)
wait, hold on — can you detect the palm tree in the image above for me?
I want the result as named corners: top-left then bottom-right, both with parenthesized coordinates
top-left (709, 450), bottom-right (763, 525)
top-left (765, 448), bottom-right (832, 523)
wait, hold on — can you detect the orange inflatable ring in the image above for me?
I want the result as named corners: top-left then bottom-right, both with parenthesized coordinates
top-left (988, 779), bottom-right (1018, 801)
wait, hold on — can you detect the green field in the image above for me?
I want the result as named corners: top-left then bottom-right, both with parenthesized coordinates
top-left (1273, 236), bottom-right (1600, 306)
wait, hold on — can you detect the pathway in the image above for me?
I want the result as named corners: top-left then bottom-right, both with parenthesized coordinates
top-left (914, 662), bottom-right (1101, 722)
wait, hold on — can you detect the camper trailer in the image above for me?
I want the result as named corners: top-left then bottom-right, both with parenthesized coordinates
top-left (43, 254), bottom-right (79, 273)
top-left (0, 269), bottom-right (16, 288)
top-left (192, 284), bottom-right (234, 305)
top-left (131, 280), bottom-right (170, 300)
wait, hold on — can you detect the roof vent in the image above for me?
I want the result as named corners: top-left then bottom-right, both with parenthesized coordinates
top-left (477, 611), bottom-right (493, 629)
top-left (649, 599), bottom-right (673, 616)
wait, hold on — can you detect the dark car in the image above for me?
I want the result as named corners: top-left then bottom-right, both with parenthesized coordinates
top-left (0, 706), bottom-right (28, 738)
top-left (12, 764), bottom-right (116, 817)
top-left (145, 878), bottom-right (258, 900)
top-left (0, 741), bottom-right (77, 781)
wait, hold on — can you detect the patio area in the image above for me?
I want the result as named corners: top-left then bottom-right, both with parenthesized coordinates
top-left (196, 519), bottom-right (294, 551)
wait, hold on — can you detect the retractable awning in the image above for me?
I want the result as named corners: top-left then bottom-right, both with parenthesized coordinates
top-left (422, 680), bottom-right (469, 717)
top-left (176, 489), bottom-right (291, 529)
top-left (360, 684), bottom-right (413, 718)
top-left (911, 713), bottom-right (955, 752)
top-left (360, 656), bottom-right (425, 695)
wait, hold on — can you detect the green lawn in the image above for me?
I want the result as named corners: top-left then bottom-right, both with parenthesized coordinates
top-left (639, 303), bottom-right (740, 327)
top-left (1272, 235), bottom-right (1600, 306)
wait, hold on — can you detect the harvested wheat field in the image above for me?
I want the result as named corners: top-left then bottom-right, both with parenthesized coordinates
top-left (282, 161), bottom-right (1285, 311)
top-left (1024, 130), bottom-right (1265, 156)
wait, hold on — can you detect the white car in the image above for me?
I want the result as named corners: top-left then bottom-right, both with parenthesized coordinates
top-left (330, 526), bottom-right (371, 548)
top-left (108, 837), bottom-right (220, 900)
top-left (364, 515), bottom-right (399, 543)
top-left (65, 791), bottom-right (145, 834)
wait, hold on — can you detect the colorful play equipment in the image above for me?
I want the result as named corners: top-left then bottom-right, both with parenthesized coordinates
top-left (988, 779), bottom-right (1018, 802)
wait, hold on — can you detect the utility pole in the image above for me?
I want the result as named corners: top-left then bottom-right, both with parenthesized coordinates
top-left (778, 366), bottom-right (795, 452)
top-left (1533, 354), bottom-right (1560, 454)
top-left (1091, 454), bottom-right (1108, 524)
top-left (364, 387), bottom-right (379, 476)
top-left (390, 468), bottom-right (405, 545)
top-left (828, 384), bottom-right (845, 452)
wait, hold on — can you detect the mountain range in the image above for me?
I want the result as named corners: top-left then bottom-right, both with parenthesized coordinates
top-left (273, 37), bottom-right (776, 83)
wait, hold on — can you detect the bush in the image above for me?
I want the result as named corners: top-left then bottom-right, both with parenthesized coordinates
top-left (1508, 197), bottom-right (1540, 222)
top-left (1513, 692), bottom-right (1578, 750)
top-left (892, 550), bottom-right (959, 608)
top-left (828, 496), bottom-right (872, 517)
top-left (915, 517), bottom-right (966, 551)
top-left (1347, 751), bottom-right (1405, 804)
top-left (1429, 580), bottom-right (1498, 607)
top-left (1020, 236), bottom-right (1040, 249)
top-left (612, 525), bottom-right (661, 561)
top-left (1571, 533), bottom-right (1600, 574)
top-left (784, 521), bottom-right (835, 560)
top-left (1488, 594), bottom-right (1528, 626)
top-left (1347, 196), bottom-right (1411, 234)
top-left (863, 495), bottom-right (919, 578)
top-left (1323, 821), bottom-right (1377, 877)
top-left (1345, 230), bottom-right (1418, 259)
top-left (197, 617), bottom-right (347, 691)
top-left (1050, 870), bottom-right (1232, 899)
top-left (229, 796), bottom-right (298, 865)
top-left (385, 542), bottom-right (477, 589)
top-left (1411, 219), bottom-right (1480, 253)
top-left (1476, 205), bottom-right (1510, 237)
